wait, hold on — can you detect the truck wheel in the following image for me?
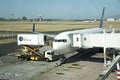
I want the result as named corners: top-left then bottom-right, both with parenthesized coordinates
top-left (45, 58), bottom-right (50, 62)
top-left (26, 56), bottom-right (30, 61)
top-left (18, 57), bottom-right (23, 61)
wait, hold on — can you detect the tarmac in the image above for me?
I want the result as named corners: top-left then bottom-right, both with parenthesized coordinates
top-left (0, 30), bottom-right (118, 80)
top-left (0, 46), bottom-right (117, 80)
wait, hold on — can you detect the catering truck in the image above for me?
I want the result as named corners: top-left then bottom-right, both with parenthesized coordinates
top-left (17, 34), bottom-right (54, 61)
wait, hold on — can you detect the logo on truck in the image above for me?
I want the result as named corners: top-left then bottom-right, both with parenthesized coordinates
top-left (19, 36), bottom-right (23, 41)
top-left (19, 36), bottom-right (31, 41)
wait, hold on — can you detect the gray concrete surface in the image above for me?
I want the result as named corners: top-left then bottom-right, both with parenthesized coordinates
top-left (0, 49), bottom-right (117, 80)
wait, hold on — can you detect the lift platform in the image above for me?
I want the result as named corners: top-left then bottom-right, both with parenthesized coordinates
top-left (17, 34), bottom-right (47, 46)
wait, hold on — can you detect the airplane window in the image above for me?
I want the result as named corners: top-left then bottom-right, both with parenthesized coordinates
top-left (58, 40), bottom-right (61, 42)
top-left (65, 39), bottom-right (67, 42)
top-left (63, 39), bottom-right (67, 42)
top-left (54, 39), bottom-right (57, 42)
top-left (54, 39), bottom-right (67, 42)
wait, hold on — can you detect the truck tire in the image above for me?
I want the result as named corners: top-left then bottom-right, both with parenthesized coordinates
top-left (26, 56), bottom-right (30, 61)
top-left (45, 58), bottom-right (50, 62)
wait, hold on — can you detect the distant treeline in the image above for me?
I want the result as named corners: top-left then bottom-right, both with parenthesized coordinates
top-left (0, 17), bottom-right (102, 21)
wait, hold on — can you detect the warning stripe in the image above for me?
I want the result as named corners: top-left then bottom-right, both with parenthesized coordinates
top-left (117, 77), bottom-right (120, 80)
top-left (117, 70), bottom-right (120, 80)
top-left (117, 74), bottom-right (120, 76)
top-left (117, 72), bottom-right (120, 74)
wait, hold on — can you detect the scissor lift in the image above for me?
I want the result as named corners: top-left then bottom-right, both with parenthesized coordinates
top-left (17, 34), bottom-right (54, 61)
top-left (18, 45), bottom-right (43, 60)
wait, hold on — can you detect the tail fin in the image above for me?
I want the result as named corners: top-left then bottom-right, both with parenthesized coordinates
top-left (32, 23), bottom-right (35, 32)
top-left (99, 7), bottom-right (105, 28)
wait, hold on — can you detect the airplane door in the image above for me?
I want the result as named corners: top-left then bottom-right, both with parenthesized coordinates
top-left (73, 34), bottom-right (82, 47)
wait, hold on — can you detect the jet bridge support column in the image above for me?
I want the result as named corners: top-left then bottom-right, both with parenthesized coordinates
top-left (103, 47), bottom-right (107, 67)
top-left (103, 29), bottom-right (107, 67)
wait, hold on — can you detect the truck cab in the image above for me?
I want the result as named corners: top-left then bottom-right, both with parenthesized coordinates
top-left (44, 50), bottom-right (54, 62)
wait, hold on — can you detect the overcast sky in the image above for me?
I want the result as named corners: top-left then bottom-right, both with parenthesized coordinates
top-left (0, 0), bottom-right (120, 19)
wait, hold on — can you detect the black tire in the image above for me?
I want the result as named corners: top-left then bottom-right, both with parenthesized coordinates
top-left (26, 56), bottom-right (30, 61)
top-left (45, 58), bottom-right (50, 62)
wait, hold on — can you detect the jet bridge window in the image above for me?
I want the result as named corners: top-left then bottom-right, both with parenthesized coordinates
top-left (54, 39), bottom-right (67, 42)
top-left (84, 37), bottom-right (87, 40)
top-left (77, 37), bottom-right (79, 41)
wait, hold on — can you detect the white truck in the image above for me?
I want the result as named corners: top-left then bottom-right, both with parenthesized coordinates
top-left (17, 34), bottom-right (54, 61)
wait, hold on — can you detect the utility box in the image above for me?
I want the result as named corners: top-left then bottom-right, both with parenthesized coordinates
top-left (17, 34), bottom-right (46, 45)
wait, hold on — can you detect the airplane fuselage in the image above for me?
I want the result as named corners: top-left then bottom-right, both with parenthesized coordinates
top-left (53, 28), bottom-right (103, 54)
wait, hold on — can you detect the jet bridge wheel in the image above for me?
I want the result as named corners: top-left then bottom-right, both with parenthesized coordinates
top-left (55, 54), bottom-right (66, 66)
top-left (106, 48), bottom-right (116, 59)
top-left (61, 54), bottom-right (66, 61)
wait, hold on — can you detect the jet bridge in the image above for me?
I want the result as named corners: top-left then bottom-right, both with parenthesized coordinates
top-left (71, 29), bottom-right (120, 66)
top-left (71, 29), bottom-right (120, 80)
top-left (71, 29), bottom-right (120, 49)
